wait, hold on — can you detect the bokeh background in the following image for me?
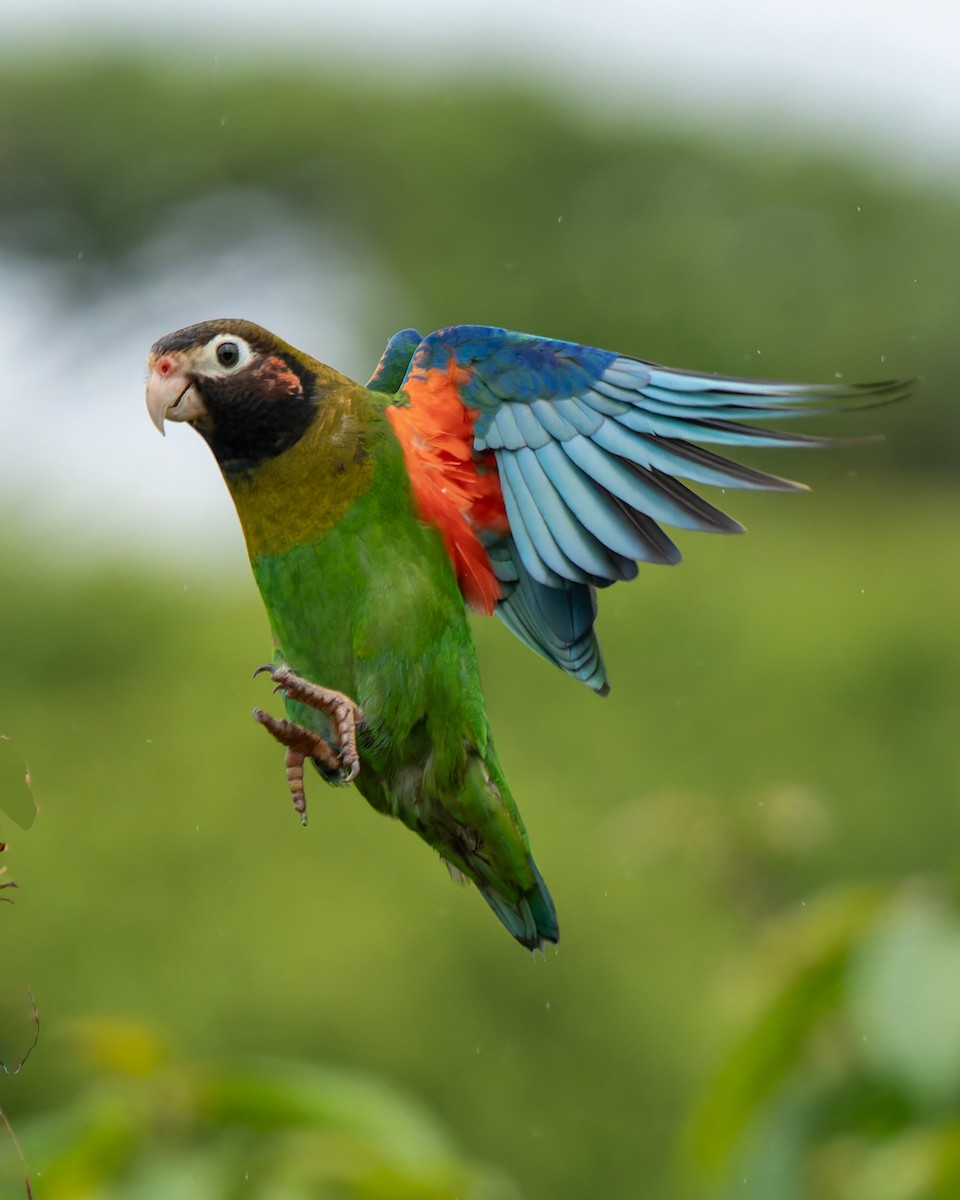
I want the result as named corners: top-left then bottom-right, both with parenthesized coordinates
top-left (1, 2), bottom-right (959, 1197)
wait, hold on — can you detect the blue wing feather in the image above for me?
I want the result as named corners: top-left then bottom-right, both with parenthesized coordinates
top-left (485, 539), bottom-right (609, 694)
top-left (397, 325), bottom-right (912, 693)
top-left (529, 398), bottom-right (582, 440)
top-left (515, 448), bottom-right (631, 582)
top-left (512, 403), bottom-right (553, 449)
top-left (533, 442), bottom-right (655, 567)
top-left (589, 417), bottom-right (799, 492)
top-left (498, 453), bottom-right (586, 586)
top-left (550, 397), bottom-right (603, 437)
top-left (561, 437), bottom-right (743, 534)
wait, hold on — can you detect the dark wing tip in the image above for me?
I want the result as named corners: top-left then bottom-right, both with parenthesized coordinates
top-left (834, 376), bottom-right (918, 413)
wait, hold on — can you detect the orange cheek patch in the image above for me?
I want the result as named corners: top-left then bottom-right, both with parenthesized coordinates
top-left (257, 356), bottom-right (304, 399)
top-left (387, 357), bottom-right (508, 615)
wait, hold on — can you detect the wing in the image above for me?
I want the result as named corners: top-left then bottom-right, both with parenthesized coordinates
top-left (366, 328), bottom-right (422, 394)
top-left (388, 324), bottom-right (912, 694)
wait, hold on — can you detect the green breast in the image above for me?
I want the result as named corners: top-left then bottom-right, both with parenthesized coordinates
top-left (229, 388), bottom-right (483, 768)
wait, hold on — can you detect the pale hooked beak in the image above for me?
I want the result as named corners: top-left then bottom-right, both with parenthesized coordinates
top-left (145, 361), bottom-right (207, 435)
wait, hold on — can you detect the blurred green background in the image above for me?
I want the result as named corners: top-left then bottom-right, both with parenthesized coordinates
top-left (1, 9), bottom-right (959, 1198)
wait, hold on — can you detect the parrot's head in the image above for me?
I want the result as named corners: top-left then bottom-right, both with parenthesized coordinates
top-left (146, 319), bottom-right (320, 474)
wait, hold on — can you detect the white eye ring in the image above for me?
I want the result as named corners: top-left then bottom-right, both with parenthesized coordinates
top-left (205, 333), bottom-right (253, 373)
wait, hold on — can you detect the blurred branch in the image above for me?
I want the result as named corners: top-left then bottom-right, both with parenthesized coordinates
top-left (0, 993), bottom-right (39, 1200)
top-left (0, 844), bottom-right (15, 902)
top-left (0, 992), bottom-right (40, 1078)
top-left (0, 1107), bottom-right (32, 1200)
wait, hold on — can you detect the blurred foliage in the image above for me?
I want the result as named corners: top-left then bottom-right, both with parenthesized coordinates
top-left (0, 1018), bottom-right (514, 1198)
top-left (2, 477), bottom-right (960, 1198)
top-left (1, 48), bottom-right (958, 1200)
top-left (688, 882), bottom-right (960, 1200)
top-left (0, 56), bottom-right (952, 471)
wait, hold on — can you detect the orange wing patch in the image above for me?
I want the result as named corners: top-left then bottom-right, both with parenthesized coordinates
top-left (387, 356), bottom-right (508, 614)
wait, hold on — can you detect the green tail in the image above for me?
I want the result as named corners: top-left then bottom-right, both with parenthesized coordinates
top-left (473, 859), bottom-right (559, 952)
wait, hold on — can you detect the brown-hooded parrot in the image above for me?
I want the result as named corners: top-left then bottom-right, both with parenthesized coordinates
top-left (145, 321), bottom-right (910, 949)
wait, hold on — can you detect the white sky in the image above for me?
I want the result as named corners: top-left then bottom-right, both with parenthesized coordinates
top-left (0, 0), bottom-right (956, 567)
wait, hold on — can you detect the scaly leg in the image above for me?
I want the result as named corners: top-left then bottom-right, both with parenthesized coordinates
top-left (253, 665), bottom-right (364, 822)
top-left (252, 708), bottom-right (342, 825)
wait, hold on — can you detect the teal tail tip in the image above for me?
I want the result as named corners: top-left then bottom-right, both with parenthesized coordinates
top-left (478, 860), bottom-right (559, 953)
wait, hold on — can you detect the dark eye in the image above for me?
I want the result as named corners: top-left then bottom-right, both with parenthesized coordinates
top-left (216, 341), bottom-right (240, 368)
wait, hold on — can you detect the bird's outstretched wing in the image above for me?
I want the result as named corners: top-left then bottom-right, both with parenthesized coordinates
top-left (383, 324), bottom-right (911, 694)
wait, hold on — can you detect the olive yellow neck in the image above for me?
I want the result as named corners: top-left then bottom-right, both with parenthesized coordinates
top-left (225, 370), bottom-right (376, 561)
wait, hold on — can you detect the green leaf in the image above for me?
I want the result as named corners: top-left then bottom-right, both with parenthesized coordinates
top-left (849, 888), bottom-right (960, 1108)
top-left (0, 736), bottom-right (38, 831)
top-left (686, 886), bottom-right (887, 1175)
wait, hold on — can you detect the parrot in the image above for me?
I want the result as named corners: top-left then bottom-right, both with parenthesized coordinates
top-left (145, 321), bottom-right (910, 950)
